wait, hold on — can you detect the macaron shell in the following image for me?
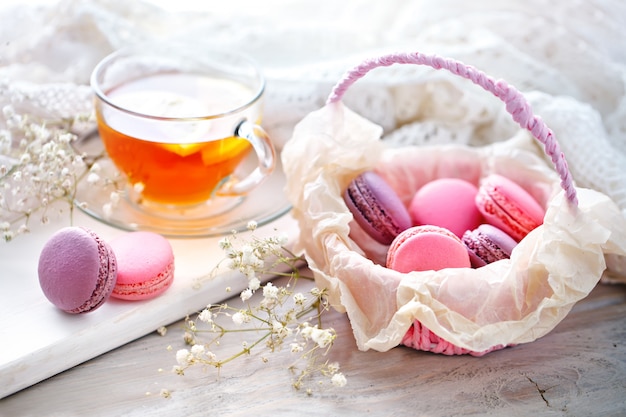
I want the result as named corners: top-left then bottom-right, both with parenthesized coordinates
top-left (344, 171), bottom-right (411, 245)
top-left (38, 227), bottom-right (117, 314)
top-left (409, 178), bottom-right (483, 238)
top-left (476, 174), bottom-right (545, 241)
top-left (109, 231), bottom-right (174, 301)
top-left (386, 225), bottom-right (471, 273)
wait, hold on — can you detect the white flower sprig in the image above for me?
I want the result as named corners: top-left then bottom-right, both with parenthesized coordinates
top-left (170, 221), bottom-right (347, 394)
top-left (0, 105), bottom-right (101, 241)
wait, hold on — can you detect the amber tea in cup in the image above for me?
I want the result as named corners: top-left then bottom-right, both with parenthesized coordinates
top-left (91, 43), bottom-right (275, 215)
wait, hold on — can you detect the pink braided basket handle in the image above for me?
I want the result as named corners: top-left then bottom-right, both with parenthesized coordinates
top-left (327, 51), bottom-right (578, 206)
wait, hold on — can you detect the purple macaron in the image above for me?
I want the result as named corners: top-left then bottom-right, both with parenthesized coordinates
top-left (343, 171), bottom-right (412, 245)
top-left (462, 224), bottom-right (518, 268)
top-left (38, 227), bottom-right (118, 314)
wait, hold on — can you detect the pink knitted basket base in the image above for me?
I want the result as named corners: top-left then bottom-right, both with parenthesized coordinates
top-left (401, 320), bottom-right (508, 357)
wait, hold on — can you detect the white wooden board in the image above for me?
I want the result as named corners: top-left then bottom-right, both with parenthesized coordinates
top-left (0, 207), bottom-right (298, 399)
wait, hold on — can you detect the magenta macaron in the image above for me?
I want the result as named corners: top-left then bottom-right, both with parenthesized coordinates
top-left (386, 225), bottom-right (471, 273)
top-left (475, 174), bottom-right (545, 242)
top-left (38, 227), bottom-right (118, 314)
top-left (108, 231), bottom-right (174, 301)
top-left (343, 171), bottom-right (412, 245)
top-left (462, 224), bottom-right (518, 268)
top-left (409, 177), bottom-right (483, 238)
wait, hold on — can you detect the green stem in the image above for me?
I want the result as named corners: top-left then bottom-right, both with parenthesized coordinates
top-left (216, 331), bottom-right (271, 367)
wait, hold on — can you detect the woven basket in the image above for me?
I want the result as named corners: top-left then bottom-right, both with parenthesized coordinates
top-left (282, 52), bottom-right (626, 355)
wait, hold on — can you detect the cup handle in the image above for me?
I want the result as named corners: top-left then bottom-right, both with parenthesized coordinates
top-left (215, 120), bottom-right (276, 196)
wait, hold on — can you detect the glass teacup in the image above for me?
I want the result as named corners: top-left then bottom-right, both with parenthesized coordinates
top-left (90, 42), bottom-right (276, 218)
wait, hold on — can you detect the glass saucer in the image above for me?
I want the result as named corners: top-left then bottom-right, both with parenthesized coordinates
top-left (73, 132), bottom-right (291, 238)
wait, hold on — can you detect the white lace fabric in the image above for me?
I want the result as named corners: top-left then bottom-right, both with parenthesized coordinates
top-left (1, 0), bottom-right (625, 211)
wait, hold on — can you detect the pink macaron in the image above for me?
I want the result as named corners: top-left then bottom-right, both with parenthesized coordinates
top-left (462, 224), bottom-right (518, 268)
top-left (38, 227), bottom-right (118, 314)
top-left (386, 225), bottom-right (471, 273)
top-left (475, 174), bottom-right (545, 241)
top-left (409, 177), bottom-right (483, 238)
top-left (109, 231), bottom-right (174, 301)
top-left (343, 171), bottom-right (412, 245)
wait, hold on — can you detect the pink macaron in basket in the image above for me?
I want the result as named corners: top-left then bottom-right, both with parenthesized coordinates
top-left (281, 51), bottom-right (626, 356)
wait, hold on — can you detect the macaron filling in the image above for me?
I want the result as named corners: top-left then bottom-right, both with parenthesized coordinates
top-left (476, 178), bottom-right (544, 241)
top-left (463, 232), bottom-right (508, 267)
top-left (462, 224), bottom-right (518, 268)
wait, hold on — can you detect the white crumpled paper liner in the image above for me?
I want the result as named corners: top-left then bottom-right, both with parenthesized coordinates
top-left (282, 102), bottom-right (626, 353)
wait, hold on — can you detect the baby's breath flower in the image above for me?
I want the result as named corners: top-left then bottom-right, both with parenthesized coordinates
top-left (310, 327), bottom-right (335, 349)
top-left (283, 308), bottom-right (297, 324)
top-left (243, 269), bottom-right (256, 280)
top-left (241, 244), bottom-right (259, 266)
top-left (290, 342), bottom-right (304, 353)
top-left (187, 320), bottom-right (197, 332)
top-left (261, 282), bottom-right (281, 309)
top-left (204, 350), bottom-right (217, 363)
top-left (300, 323), bottom-right (314, 339)
top-left (240, 288), bottom-right (253, 302)
top-left (173, 226), bottom-right (344, 394)
top-left (327, 362), bottom-right (340, 374)
top-left (263, 282), bottom-right (279, 299)
top-left (57, 132), bottom-right (73, 144)
top-left (0, 109), bottom-right (99, 240)
top-left (331, 373), bottom-right (347, 387)
top-left (248, 277), bottom-right (261, 291)
top-left (190, 344), bottom-right (205, 356)
top-left (218, 237), bottom-right (231, 250)
top-left (3, 230), bottom-right (15, 241)
top-left (183, 332), bottom-right (195, 345)
top-left (198, 308), bottom-right (213, 323)
top-left (231, 311), bottom-right (250, 325)
top-left (175, 349), bottom-right (191, 366)
top-left (276, 233), bottom-right (289, 247)
top-left (293, 293), bottom-right (306, 305)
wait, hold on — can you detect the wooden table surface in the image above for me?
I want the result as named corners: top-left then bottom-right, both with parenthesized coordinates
top-left (1, 271), bottom-right (625, 417)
